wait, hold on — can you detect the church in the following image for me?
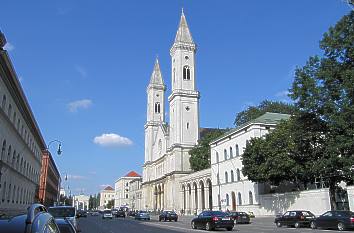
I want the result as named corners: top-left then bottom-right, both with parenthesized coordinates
top-left (142, 10), bottom-right (208, 212)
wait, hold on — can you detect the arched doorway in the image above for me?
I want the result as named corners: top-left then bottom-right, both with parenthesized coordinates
top-left (182, 185), bottom-right (186, 212)
top-left (193, 182), bottom-right (198, 213)
top-left (158, 185), bottom-right (162, 210)
top-left (231, 191), bottom-right (236, 211)
top-left (206, 179), bottom-right (212, 210)
top-left (199, 180), bottom-right (205, 210)
top-left (154, 186), bottom-right (158, 211)
top-left (187, 183), bottom-right (191, 214)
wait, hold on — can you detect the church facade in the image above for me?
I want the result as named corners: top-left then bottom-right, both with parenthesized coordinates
top-left (142, 11), bottom-right (201, 212)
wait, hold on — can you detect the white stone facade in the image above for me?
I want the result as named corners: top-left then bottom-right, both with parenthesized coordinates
top-left (128, 178), bottom-right (142, 211)
top-left (99, 186), bottom-right (115, 208)
top-left (114, 172), bottom-right (141, 209)
top-left (73, 194), bottom-right (89, 210)
top-left (142, 11), bottom-right (200, 212)
top-left (0, 42), bottom-right (46, 214)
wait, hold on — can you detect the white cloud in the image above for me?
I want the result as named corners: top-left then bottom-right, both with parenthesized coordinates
top-left (75, 65), bottom-right (87, 78)
top-left (67, 175), bottom-right (86, 180)
top-left (4, 42), bottom-right (15, 51)
top-left (67, 99), bottom-right (92, 112)
top-left (275, 90), bottom-right (289, 97)
top-left (93, 133), bottom-right (133, 147)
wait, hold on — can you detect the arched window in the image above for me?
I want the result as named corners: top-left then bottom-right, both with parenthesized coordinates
top-left (224, 149), bottom-right (227, 160)
top-left (230, 147), bottom-right (233, 158)
top-left (12, 150), bottom-right (16, 167)
top-left (238, 192), bottom-right (242, 205)
top-left (1, 95), bottom-right (6, 109)
top-left (183, 66), bottom-right (191, 80)
top-left (1, 140), bottom-right (6, 161)
top-left (226, 194), bottom-right (230, 206)
top-left (236, 144), bottom-right (240, 156)
top-left (155, 102), bottom-right (160, 113)
top-left (8, 104), bottom-right (12, 117)
top-left (249, 191), bottom-right (253, 205)
top-left (7, 145), bottom-right (12, 163)
top-left (17, 119), bottom-right (20, 130)
top-left (237, 169), bottom-right (241, 181)
top-left (231, 170), bottom-right (234, 182)
top-left (225, 171), bottom-right (228, 183)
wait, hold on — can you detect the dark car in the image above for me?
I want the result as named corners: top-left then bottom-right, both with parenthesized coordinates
top-left (115, 209), bottom-right (126, 218)
top-left (48, 206), bottom-right (78, 230)
top-left (76, 210), bottom-right (87, 218)
top-left (159, 211), bottom-right (178, 222)
top-left (127, 211), bottom-right (137, 217)
top-left (0, 203), bottom-right (60, 233)
top-left (55, 218), bottom-right (78, 233)
top-left (191, 211), bottom-right (234, 231)
top-left (275, 210), bottom-right (316, 228)
top-left (310, 210), bottom-right (354, 231)
top-left (229, 211), bottom-right (250, 224)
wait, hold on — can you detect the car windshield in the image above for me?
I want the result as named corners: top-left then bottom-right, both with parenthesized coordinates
top-left (211, 211), bottom-right (227, 216)
top-left (57, 224), bottom-right (75, 233)
top-left (104, 210), bottom-right (111, 214)
top-left (48, 208), bottom-right (75, 218)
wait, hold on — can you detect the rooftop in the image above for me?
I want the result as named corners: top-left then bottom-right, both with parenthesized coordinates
top-left (125, 171), bottom-right (141, 177)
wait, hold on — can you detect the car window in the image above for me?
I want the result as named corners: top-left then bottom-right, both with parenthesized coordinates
top-left (322, 211), bottom-right (333, 217)
top-left (45, 219), bottom-right (60, 233)
top-left (302, 211), bottom-right (312, 216)
top-left (283, 212), bottom-right (290, 216)
top-left (289, 212), bottom-right (297, 217)
top-left (49, 208), bottom-right (75, 218)
top-left (58, 224), bottom-right (75, 233)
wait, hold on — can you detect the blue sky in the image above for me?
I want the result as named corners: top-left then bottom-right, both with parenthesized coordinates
top-left (1, 0), bottom-right (351, 195)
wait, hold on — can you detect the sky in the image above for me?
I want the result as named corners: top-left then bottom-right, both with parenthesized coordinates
top-left (0, 0), bottom-right (351, 196)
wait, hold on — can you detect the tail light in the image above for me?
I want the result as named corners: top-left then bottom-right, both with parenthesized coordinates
top-left (212, 216), bottom-right (219, 221)
top-left (350, 217), bottom-right (354, 223)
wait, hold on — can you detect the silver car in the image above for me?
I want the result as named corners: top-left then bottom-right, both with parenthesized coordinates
top-left (135, 211), bottom-right (150, 220)
top-left (102, 210), bottom-right (113, 219)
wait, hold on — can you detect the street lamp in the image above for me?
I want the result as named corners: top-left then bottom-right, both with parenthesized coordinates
top-left (46, 140), bottom-right (63, 155)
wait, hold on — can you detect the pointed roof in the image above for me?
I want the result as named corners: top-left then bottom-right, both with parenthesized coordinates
top-left (149, 58), bottom-right (164, 85)
top-left (125, 171), bottom-right (141, 177)
top-left (104, 186), bottom-right (114, 191)
top-left (174, 9), bottom-right (194, 44)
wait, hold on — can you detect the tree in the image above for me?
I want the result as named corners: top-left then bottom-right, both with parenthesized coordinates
top-left (289, 10), bottom-right (354, 210)
top-left (234, 100), bottom-right (296, 126)
top-left (106, 199), bottom-right (114, 209)
top-left (189, 129), bottom-right (226, 171)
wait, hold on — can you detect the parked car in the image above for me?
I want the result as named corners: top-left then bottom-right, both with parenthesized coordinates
top-left (0, 203), bottom-right (60, 233)
top-left (102, 210), bottom-right (113, 219)
top-left (48, 206), bottom-right (78, 231)
top-left (127, 211), bottom-right (137, 217)
top-left (310, 210), bottom-right (354, 231)
top-left (229, 211), bottom-right (250, 224)
top-left (191, 211), bottom-right (234, 231)
top-left (55, 218), bottom-right (78, 233)
top-left (90, 211), bottom-right (99, 216)
top-left (76, 210), bottom-right (87, 218)
top-left (115, 209), bottom-right (126, 218)
top-left (135, 211), bottom-right (150, 220)
top-left (274, 210), bottom-right (316, 228)
top-left (159, 211), bottom-right (178, 222)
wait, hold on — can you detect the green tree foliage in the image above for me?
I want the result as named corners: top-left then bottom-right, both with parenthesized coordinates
top-left (289, 10), bottom-right (354, 209)
top-left (189, 129), bottom-right (226, 171)
top-left (242, 10), bottom-right (354, 210)
top-left (106, 199), bottom-right (114, 209)
top-left (234, 100), bottom-right (296, 126)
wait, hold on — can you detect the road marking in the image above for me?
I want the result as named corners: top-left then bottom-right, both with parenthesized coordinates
top-left (141, 221), bottom-right (205, 232)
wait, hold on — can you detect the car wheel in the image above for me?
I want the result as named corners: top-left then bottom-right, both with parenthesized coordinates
top-left (175, 219), bottom-right (177, 222)
top-left (159, 218), bottom-right (161, 222)
top-left (226, 227), bottom-right (233, 231)
top-left (191, 221), bottom-right (197, 229)
top-left (206, 222), bottom-right (213, 231)
top-left (337, 222), bottom-right (345, 231)
top-left (310, 221), bottom-right (316, 229)
top-left (164, 218), bottom-right (167, 222)
top-left (276, 221), bottom-right (282, 227)
top-left (294, 222), bottom-right (300, 228)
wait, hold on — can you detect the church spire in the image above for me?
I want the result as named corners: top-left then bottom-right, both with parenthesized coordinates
top-left (149, 57), bottom-right (164, 86)
top-left (174, 9), bottom-right (194, 44)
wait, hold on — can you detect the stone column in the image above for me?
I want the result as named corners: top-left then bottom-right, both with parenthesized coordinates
top-left (204, 187), bottom-right (210, 210)
top-left (197, 188), bottom-right (203, 214)
top-left (187, 188), bottom-right (191, 215)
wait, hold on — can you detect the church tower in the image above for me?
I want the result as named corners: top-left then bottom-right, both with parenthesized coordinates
top-left (145, 58), bottom-right (166, 162)
top-left (169, 10), bottom-right (200, 150)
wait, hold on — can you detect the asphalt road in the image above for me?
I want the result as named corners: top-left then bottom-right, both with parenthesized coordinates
top-left (78, 215), bottom-right (345, 233)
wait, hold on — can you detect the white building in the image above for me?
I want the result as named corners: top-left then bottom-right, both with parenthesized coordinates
top-left (0, 31), bottom-right (45, 215)
top-left (114, 171), bottom-right (141, 208)
top-left (99, 186), bottom-right (115, 208)
top-left (73, 194), bottom-right (89, 211)
top-left (142, 10), bottom-right (202, 212)
top-left (128, 178), bottom-right (143, 211)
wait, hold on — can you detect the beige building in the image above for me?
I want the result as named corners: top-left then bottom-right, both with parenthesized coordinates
top-left (99, 186), bottom-right (114, 208)
top-left (0, 31), bottom-right (46, 215)
top-left (114, 171), bottom-right (141, 208)
top-left (128, 178), bottom-right (142, 211)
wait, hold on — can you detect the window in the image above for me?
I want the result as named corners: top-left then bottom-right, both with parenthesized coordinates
top-left (249, 191), bottom-right (253, 205)
top-left (183, 66), bottom-right (190, 80)
top-left (216, 152), bottom-right (219, 163)
top-left (224, 149), bottom-right (227, 160)
top-left (238, 192), bottom-right (242, 205)
top-left (236, 169), bottom-right (241, 181)
top-left (1, 95), bottom-right (6, 109)
top-left (1, 140), bottom-right (6, 161)
top-left (125, 194), bottom-right (128, 199)
top-left (13, 111), bottom-right (16, 123)
top-left (236, 144), bottom-right (239, 156)
top-left (186, 122), bottom-right (189, 129)
top-left (225, 171), bottom-right (228, 183)
top-left (155, 102), bottom-right (161, 113)
top-left (231, 170), bottom-right (234, 182)
top-left (173, 68), bottom-right (176, 83)
top-left (226, 194), bottom-right (229, 206)
top-left (230, 147), bottom-right (233, 158)
top-left (217, 173), bottom-right (220, 185)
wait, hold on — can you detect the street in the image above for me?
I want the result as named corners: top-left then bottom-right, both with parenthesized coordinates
top-left (78, 215), bottom-right (344, 233)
